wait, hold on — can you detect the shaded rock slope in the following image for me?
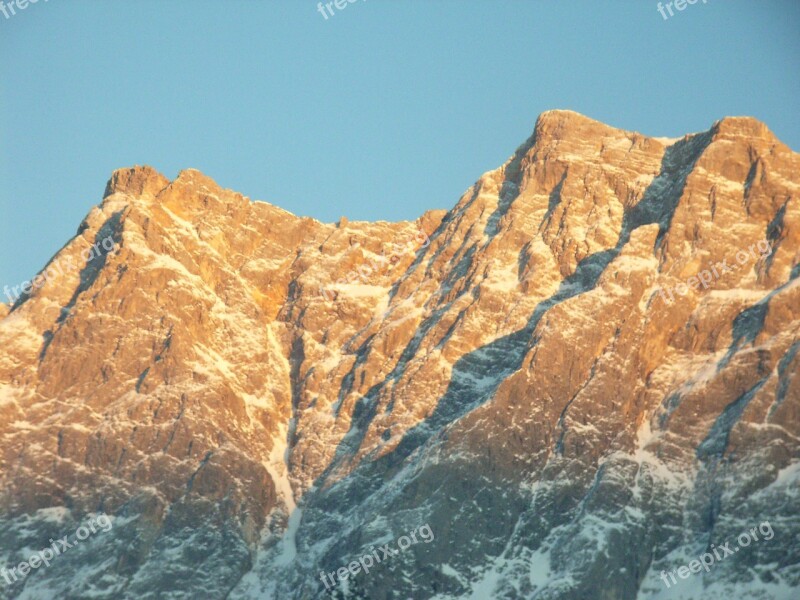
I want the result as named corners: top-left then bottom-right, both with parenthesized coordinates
top-left (1, 110), bottom-right (799, 599)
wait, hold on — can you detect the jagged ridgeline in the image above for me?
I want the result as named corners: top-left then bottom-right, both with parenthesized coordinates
top-left (1, 111), bottom-right (798, 599)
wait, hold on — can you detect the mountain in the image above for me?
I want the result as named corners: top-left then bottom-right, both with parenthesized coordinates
top-left (0, 110), bottom-right (798, 600)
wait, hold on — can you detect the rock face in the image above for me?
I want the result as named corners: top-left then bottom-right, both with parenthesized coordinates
top-left (0, 110), bottom-right (798, 600)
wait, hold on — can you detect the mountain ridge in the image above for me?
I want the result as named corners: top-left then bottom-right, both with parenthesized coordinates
top-left (0, 110), bottom-right (798, 599)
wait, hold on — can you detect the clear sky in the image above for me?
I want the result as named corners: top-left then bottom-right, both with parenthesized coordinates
top-left (1, 0), bottom-right (798, 290)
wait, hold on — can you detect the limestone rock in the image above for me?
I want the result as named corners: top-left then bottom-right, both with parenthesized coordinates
top-left (1, 111), bottom-right (798, 599)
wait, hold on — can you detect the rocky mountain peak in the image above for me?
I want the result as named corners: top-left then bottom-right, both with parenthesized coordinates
top-left (534, 108), bottom-right (622, 138)
top-left (103, 165), bottom-right (170, 200)
top-left (711, 115), bottom-right (780, 143)
top-left (1, 112), bottom-right (798, 599)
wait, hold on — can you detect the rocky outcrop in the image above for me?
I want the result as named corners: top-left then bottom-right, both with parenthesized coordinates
top-left (0, 110), bottom-right (798, 599)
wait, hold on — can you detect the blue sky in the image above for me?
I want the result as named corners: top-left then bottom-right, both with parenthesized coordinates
top-left (1, 0), bottom-right (798, 289)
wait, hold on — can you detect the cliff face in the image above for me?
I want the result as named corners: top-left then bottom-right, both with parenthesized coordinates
top-left (0, 110), bottom-right (798, 599)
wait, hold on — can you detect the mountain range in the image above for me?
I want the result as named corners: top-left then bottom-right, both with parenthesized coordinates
top-left (1, 110), bottom-right (798, 599)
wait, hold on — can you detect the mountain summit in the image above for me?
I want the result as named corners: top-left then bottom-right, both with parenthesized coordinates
top-left (1, 112), bottom-right (798, 599)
